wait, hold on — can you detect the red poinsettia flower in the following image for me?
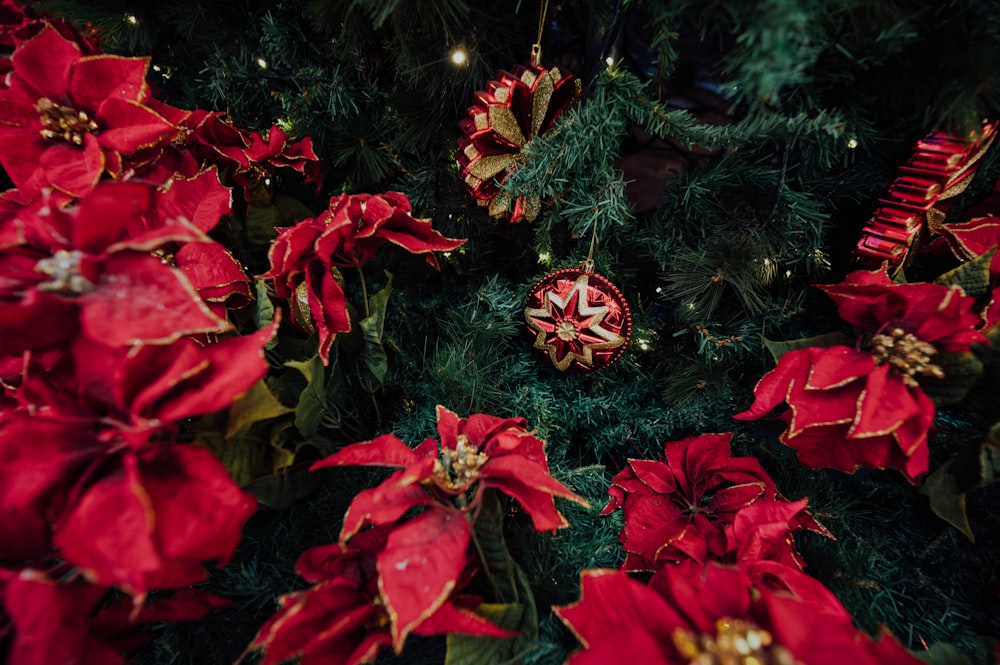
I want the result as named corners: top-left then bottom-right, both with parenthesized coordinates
top-left (736, 268), bottom-right (986, 483)
top-left (0, 181), bottom-right (231, 355)
top-left (0, 26), bottom-right (178, 197)
top-left (735, 345), bottom-right (935, 482)
top-left (51, 443), bottom-right (256, 598)
top-left (0, 322), bottom-right (275, 562)
top-left (1, 568), bottom-right (229, 665)
top-left (172, 110), bottom-right (322, 199)
top-left (816, 269), bottom-right (986, 352)
top-left (554, 564), bottom-right (923, 665)
top-left (247, 524), bottom-right (513, 664)
top-left (601, 433), bottom-right (828, 571)
top-left (262, 192), bottom-right (465, 362)
top-left (313, 404), bottom-right (589, 538)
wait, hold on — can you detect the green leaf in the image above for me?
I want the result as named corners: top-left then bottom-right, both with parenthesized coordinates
top-left (195, 432), bottom-right (271, 487)
top-left (445, 603), bottom-right (530, 665)
top-left (273, 194), bottom-right (315, 224)
top-left (761, 332), bottom-right (852, 363)
top-left (451, 489), bottom-right (539, 665)
top-left (358, 273), bottom-right (392, 390)
top-left (253, 279), bottom-right (277, 348)
top-left (285, 355), bottom-right (327, 438)
top-left (225, 379), bottom-right (295, 438)
top-left (246, 204), bottom-right (283, 250)
top-left (920, 461), bottom-right (975, 542)
top-left (934, 247), bottom-right (996, 297)
top-left (914, 641), bottom-right (976, 665)
top-left (243, 462), bottom-right (319, 510)
top-left (917, 351), bottom-right (983, 407)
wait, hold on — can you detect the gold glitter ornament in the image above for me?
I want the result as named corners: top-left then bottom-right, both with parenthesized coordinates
top-left (456, 60), bottom-right (581, 222)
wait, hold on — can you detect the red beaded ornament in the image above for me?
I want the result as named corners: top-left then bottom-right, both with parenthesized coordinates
top-left (524, 266), bottom-right (632, 372)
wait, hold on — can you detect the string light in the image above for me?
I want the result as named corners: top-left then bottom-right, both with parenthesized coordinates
top-left (637, 339), bottom-right (651, 351)
top-left (655, 286), bottom-right (663, 293)
top-left (257, 57), bottom-right (268, 69)
top-left (605, 56), bottom-right (615, 67)
top-left (125, 14), bottom-right (138, 24)
top-left (847, 137), bottom-right (859, 149)
top-left (537, 252), bottom-right (551, 263)
top-left (450, 48), bottom-right (468, 66)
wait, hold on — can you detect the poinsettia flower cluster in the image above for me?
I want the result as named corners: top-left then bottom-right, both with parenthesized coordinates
top-left (0, 4), bottom-right (325, 659)
top-left (248, 405), bottom-right (588, 665)
top-left (735, 268), bottom-right (989, 483)
top-left (262, 191), bottom-right (465, 362)
top-left (554, 562), bottom-right (924, 665)
top-left (601, 433), bottom-right (831, 573)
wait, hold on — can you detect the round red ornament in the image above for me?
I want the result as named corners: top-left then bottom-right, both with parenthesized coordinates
top-left (524, 266), bottom-right (631, 372)
top-left (456, 62), bottom-right (582, 222)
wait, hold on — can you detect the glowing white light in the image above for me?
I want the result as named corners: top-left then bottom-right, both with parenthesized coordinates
top-left (605, 56), bottom-right (615, 67)
top-left (638, 339), bottom-right (650, 351)
top-left (125, 14), bottom-right (138, 24)
top-left (762, 258), bottom-right (771, 266)
top-left (152, 64), bottom-right (161, 72)
top-left (655, 286), bottom-right (663, 293)
top-left (785, 269), bottom-right (792, 277)
top-left (451, 49), bottom-right (468, 66)
top-left (257, 57), bottom-right (268, 69)
top-left (538, 252), bottom-right (551, 262)
top-left (264, 177), bottom-right (272, 187)
top-left (443, 252), bottom-right (452, 258)
top-left (847, 137), bottom-right (859, 149)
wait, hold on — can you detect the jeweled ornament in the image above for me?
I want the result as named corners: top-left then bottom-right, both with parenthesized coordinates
top-left (456, 46), bottom-right (581, 222)
top-left (524, 266), bottom-right (631, 371)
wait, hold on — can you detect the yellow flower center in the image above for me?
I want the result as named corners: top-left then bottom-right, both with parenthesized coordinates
top-left (868, 327), bottom-right (944, 387)
top-left (671, 618), bottom-right (800, 665)
top-left (35, 249), bottom-right (95, 294)
top-left (432, 434), bottom-right (488, 490)
top-left (36, 97), bottom-right (99, 146)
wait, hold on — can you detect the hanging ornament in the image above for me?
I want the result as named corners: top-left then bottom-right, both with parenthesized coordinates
top-left (524, 265), bottom-right (631, 372)
top-left (854, 120), bottom-right (998, 275)
top-left (456, 4), bottom-right (582, 222)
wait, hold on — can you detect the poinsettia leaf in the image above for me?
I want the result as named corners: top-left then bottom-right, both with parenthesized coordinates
top-left (359, 273), bottom-right (392, 391)
top-left (246, 204), bottom-right (283, 250)
top-left (226, 378), bottom-right (295, 438)
top-left (377, 505), bottom-right (472, 652)
top-left (286, 355), bottom-right (327, 438)
top-left (916, 351), bottom-right (983, 407)
top-left (244, 461), bottom-right (319, 510)
top-left (254, 279), bottom-right (276, 343)
top-left (914, 641), bottom-right (976, 665)
top-left (933, 247), bottom-right (996, 297)
top-left (919, 461), bottom-right (975, 542)
top-left (762, 332), bottom-right (853, 363)
top-left (444, 602), bottom-right (531, 665)
top-left (195, 432), bottom-right (270, 487)
top-left (273, 194), bottom-right (316, 225)
top-left (948, 426), bottom-right (1000, 491)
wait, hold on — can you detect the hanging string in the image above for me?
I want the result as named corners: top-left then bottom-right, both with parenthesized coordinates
top-left (583, 216), bottom-right (599, 273)
top-left (531, 0), bottom-right (550, 66)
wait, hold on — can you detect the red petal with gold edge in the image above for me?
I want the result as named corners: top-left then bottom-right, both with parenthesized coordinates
top-left (338, 469), bottom-right (435, 542)
top-left (376, 505), bottom-right (471, 652)
top-left (8, 25), bottom-right (77, 99)
top-left (156, 167), bottom-right (232, 233)
top-left (77, 252), bottom-right (230, 346)
top-left (71, 53), bottom-right (149, 108)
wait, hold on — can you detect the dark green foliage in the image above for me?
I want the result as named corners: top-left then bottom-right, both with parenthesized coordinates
top-left (25, 0), bottom-right (1000, 663)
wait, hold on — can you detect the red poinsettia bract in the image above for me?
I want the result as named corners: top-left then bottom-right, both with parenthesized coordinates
top-left (262, 192), bottom-right (465, 362)
top-left (1, 568), bottom-right (229, 665)
top-left (247, 527), bottom-right (512, 665)
top-left (0, 25), bottom-right (179, 198)
top-left (306, 405), bottom-right (587, 649)
top-left (601, 433), bottom-right (829, 571)
top-left (554, 563), bottom-right (923, 665)
top-left (735, 269), bottom-right (986, 483)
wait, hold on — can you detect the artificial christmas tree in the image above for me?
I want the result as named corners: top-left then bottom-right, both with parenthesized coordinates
top-left (2, 0), bottom-right (1000, 663)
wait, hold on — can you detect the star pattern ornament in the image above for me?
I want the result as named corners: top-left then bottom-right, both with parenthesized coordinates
top-left (456, 62), bottom-right (582, 222)
top-left (524, 267), bottom-right (631, 372)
